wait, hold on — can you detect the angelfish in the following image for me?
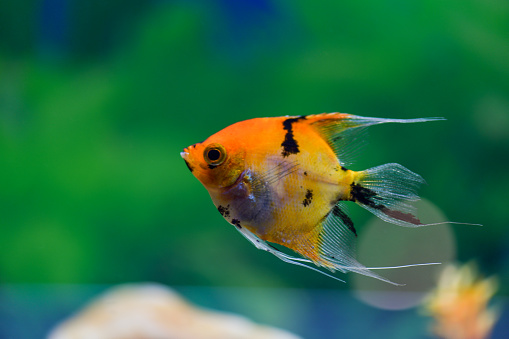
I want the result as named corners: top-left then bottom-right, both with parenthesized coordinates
top-left (180, 113), bottom-right (460, 284)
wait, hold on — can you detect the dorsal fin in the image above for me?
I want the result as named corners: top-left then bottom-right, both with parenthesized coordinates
top-left (308, 113), bottom-right (444, 167)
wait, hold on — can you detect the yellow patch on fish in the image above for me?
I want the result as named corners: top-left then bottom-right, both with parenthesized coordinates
top-left (181, 113), bottom-right (446, 284)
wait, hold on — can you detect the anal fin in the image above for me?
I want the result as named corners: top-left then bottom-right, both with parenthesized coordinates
top-left (316, 202), bottom-right (399, 284)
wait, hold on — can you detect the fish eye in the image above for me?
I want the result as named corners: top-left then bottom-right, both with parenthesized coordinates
top-left (203, 143), bottom-right (227, 166)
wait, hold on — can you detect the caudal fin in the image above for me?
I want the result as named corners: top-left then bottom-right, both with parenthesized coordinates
top-left (351, 163), bottom-right (426, 227)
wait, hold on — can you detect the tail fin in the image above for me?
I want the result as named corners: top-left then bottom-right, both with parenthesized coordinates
top-left (351, 163), bottom-right (426, 227)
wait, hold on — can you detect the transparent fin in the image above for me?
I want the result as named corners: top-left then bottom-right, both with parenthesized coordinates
top-left (316, 202), bottom-right (444, 285)
top-left (235, 224), bottom-right (347, 283)
top-left (310, 113), bottom-right (444, 167)
top-left (351, 164), bottom-right (484, 227)
top-left (316, 202), bottom-right (401, 285)
top-left (351, 163), bottom-right (427, 227)
top-left (340, 115), bottom-right (445, 127)
top-left (234, 217), bottom-right (441, 285)
top-left (329, 126), bottom-right (368, 167)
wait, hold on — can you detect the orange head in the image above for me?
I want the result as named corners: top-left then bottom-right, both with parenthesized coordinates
top-left (180, 135), bottom-right (246, 194)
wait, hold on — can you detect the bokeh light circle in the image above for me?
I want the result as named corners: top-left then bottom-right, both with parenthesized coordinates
top-left (352, 199), bottom-right (456, 310)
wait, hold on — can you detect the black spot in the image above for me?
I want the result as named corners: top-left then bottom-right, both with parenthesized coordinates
top-left (350, 183), bottom-right (384, 209)
top-left (334, 165), bottom-right (348, 172)
top-left (231, 219), bottom-right (242, 229)
top-left (303, 171), bottom-right (308, 176)
top-left (302, 189), bottom-right (313, 207)
top-left (190, 141), bottom-right (204, 148)
top-left (332, 205), bottom-right (357, 236)
top-left (281, 116), bottom-right (306, 157)
top-left (183, 160), bottom-right (194, 172)
top-left (217, 205), bottom-right (230, 218)
top-left (332, 205), bottom-right (343, 217)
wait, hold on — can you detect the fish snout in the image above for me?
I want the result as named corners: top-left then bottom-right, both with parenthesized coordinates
top-left (180, 147), bottom-right (195, 172)
top-left (181, 142), bottom-right (201, 158)
top-left (181, 143), bottom-right (197, 158)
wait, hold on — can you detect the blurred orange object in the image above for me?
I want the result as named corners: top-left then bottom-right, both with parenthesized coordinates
top-left (423, 263), bottom-right (499, 339)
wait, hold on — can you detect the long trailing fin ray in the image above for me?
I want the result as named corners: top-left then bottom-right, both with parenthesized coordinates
top-left (407, 221), bottom-right (483, 227)
top-left (342, 115), bottom-right (446, 126)
top-left (365, 262), bottom-right (441, 270)
top-left (309, 113), bottom-right (444, 167)
top-left (234, 213), bottom-right (441, 285)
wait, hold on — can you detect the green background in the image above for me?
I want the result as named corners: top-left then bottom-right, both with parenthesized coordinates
top-left (1, 0), bottom-right (508, 293)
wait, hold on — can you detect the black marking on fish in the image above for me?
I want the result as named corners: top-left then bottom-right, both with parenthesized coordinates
top-left (281, 116), bottom-right (306, 157)
top-left (334, 165), bottom-right (348, 172)
top-left (183, 159), bottom-right (194, 172)
top-left (350, 183), bottom-right (384, 209)
top-left (304, 171), bottom-right (308, 176)
top-left (302, 189), bottom-right (313, 207)
top-left (332, 205), bottom-right (357, 237)
top-left (231, 219), bottom-right (242, 229)
top-left (332, 135), bottom-right (342, 143)
top-left (350, 183), bottom-right (422, 225)
top-left (217, 205), bottom-right (230, 218)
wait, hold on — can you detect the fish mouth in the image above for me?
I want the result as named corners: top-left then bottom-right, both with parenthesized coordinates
top-left (180, 149), bottom-right (194, 172)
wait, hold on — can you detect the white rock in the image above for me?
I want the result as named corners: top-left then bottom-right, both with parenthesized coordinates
top-left (47, 284), bottom-right (303, 339)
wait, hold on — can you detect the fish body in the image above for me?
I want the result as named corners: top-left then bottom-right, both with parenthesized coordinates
top-left (181, 113), bottom-right (442, 284)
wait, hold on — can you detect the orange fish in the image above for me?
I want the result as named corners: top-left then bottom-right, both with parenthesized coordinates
top-left (181, 113), bottom-right (452, 284)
